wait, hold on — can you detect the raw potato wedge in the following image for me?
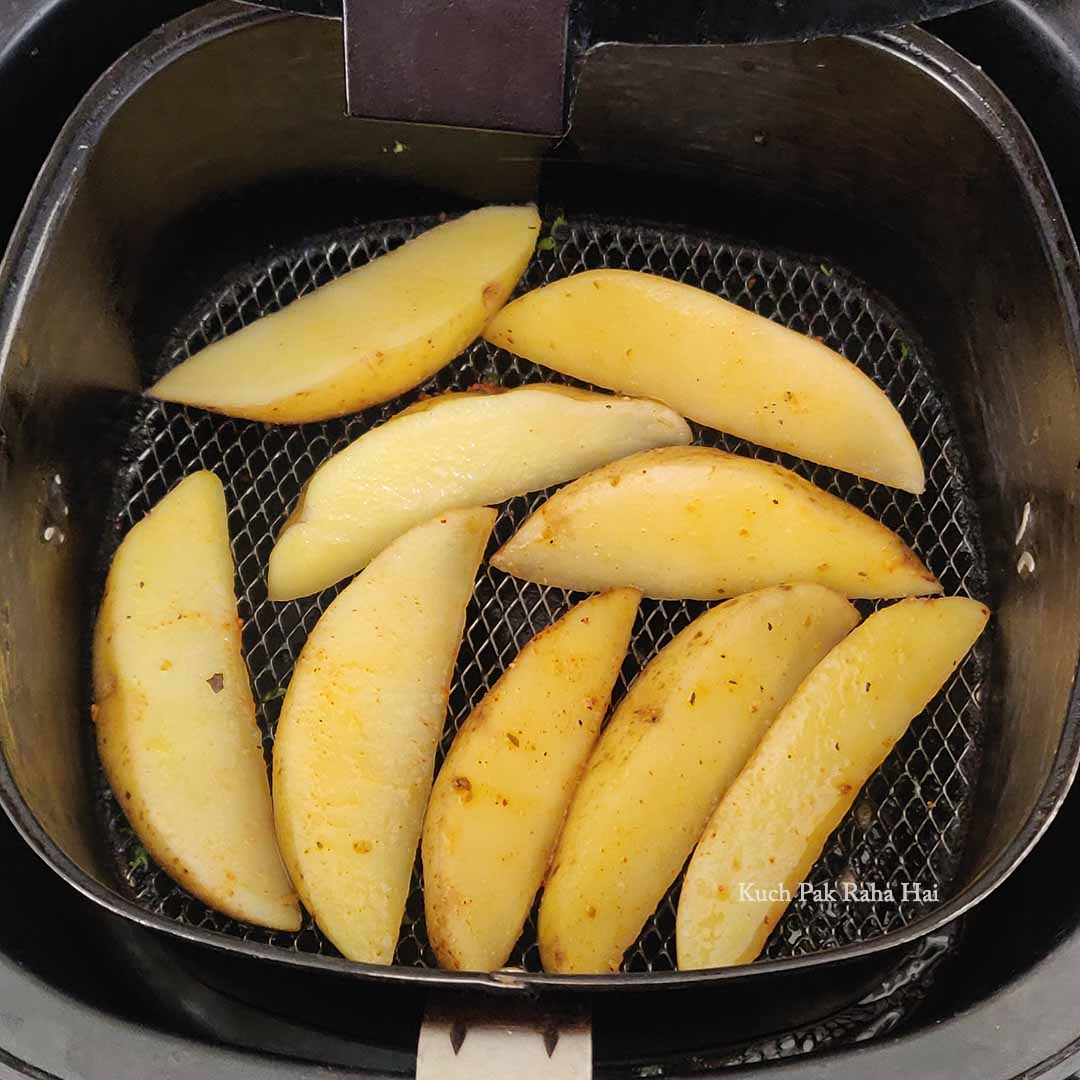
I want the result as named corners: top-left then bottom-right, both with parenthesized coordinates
top-left (272, 507), bottom-right (495, 964)
top-left (538, 584), bottom-right (859, 974)
top-left (149, 206), bottom-right (540, 423)
top-left (92, 471), bottom-right (299, 930)
top-left (423, 588), bottom-right (641, 972)
top-left (484, 269), bottom-right (924, 493)
top-left (268, 385), bottom-right (691, 600)
top-left (677, 596), bottom-right (989, 971)
top-left (492, 446), bottom-right (940, 601)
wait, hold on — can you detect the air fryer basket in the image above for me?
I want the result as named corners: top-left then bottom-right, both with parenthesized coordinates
top-left (0, 2), bottom-right (1078, 992)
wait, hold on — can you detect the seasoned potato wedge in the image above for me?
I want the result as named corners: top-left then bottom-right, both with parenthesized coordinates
top-left (677, 596), bottom-right (989, 971)
top-left (537, 584), bottom-right (859, 974)
top-left (149, 206), bottom-right (540, 423)
top-left (484, 269), bottom-right (924, 493)
top-left (272, 507), bottom-right (494, 964)
top-left (268, 385), bottom-right (690, 600)
top-left (423, 589), bottom-right (640, 971)
top-left (492, 446), bottom-right (940, 601)
top-left (92, 471), bottom-right (299, 930)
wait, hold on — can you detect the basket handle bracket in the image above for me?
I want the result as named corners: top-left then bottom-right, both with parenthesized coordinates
top-left (341, 0), bottom-right (575, 135)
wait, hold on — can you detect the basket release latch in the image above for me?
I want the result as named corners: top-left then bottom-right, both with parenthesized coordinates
top-left (417, 989), bottom-right (592, 1079)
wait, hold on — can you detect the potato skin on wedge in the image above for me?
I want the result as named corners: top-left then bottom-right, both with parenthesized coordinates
top-left (676, 596), bottom-right (989, 971)
top-left (93, 471), bottom-right (299, 931)
top-left (267, 385), bottom-right (690, 600)
top-left (492, 446), bottom-right (940, 601)
top-left (272, 507), bottom-right (494, 964)
top-left (149, 206), bottom-right (540, 423)
top-left (484, 269), bottom-right (924, 493)
top-left (537, 584), bottom-right (859, 974)
top-left (422, 588), bottom-right (640, 972)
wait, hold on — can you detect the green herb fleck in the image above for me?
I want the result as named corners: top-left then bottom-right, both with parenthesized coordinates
top-left (260, 686), bottom-right (287, 704)
top-left (129, 844), bottom-right (150, 874)
top-left (898, 339), bottom-right (913, 361)
top-left (819, 263), bottom-right (833, 277)
top-left (537, 213), bottom-right (568, 254)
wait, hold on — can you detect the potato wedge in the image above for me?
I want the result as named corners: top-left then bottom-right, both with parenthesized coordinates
top-left (272, 507), bottom-right (494, 963)
top-left (92, 471), bottom-right (299, 930)
top-left (677, 596), bottom-right (989, 971)
top-left (267, 385), bottom-right (690, 600)
top-left (483, 269), bottom-right (924, 493)
top-left (491, 446), bottom-right (940, 601)
top-left (148, 206), bottom-right (540, 423)
top-left (537, 584), bottom-right (859, 974)
top-left (423, 588), bottom-right (640, 972)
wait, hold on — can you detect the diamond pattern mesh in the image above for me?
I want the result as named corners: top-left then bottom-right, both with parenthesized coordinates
top-left (94, 214), bottom-right (990, 975)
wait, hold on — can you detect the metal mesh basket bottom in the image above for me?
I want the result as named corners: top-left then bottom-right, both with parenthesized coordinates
top-left (94, 213), bottom-right (990, 974)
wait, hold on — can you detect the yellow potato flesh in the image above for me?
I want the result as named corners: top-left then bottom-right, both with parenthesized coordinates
top-left (483, 269), bottom-right (924, 493)
top-left (272, 507), bottom-right (494, 963)
top-left (267, 385), bottom-right (691, 600)
top-left (92, 471), bottom-right (299, 930)
top-left (149, 206), bottom-right (540, 422)
top-left (676, 596), bottom-right (989, 971)
top-left (537, 584), bottom-right (859, 974)
top-left (492, 446), bottom-right (940, 601)
top-left (422, 588), bottom-right (640, 971)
